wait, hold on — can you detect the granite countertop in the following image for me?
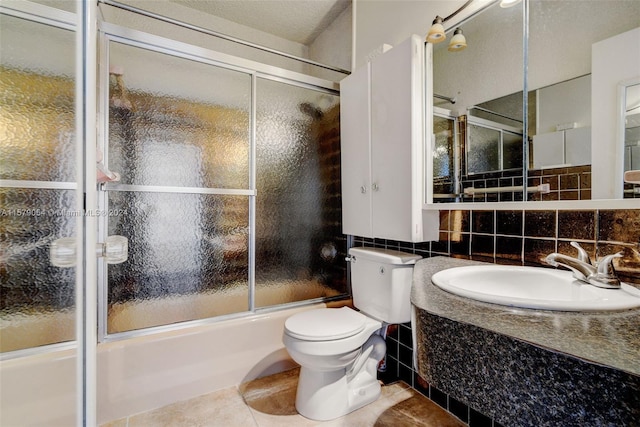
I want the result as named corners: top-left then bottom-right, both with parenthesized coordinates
top-left (411, 257), bottom-right (640, 377)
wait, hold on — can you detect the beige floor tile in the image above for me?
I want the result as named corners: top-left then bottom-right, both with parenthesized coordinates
top-left (372, 391), bottom-right (467, 427)
top-left (240, 368), bottom-right (321, 427)
top-left (321, 384), bottom-right (416, 427)
top-left (239, 367), bottom-right (300, 416)
top-left (127, 387), bottom-right (257, 427)
top-left (239, 368), bottom-right (464, 427)
top-left (100, 419), bottom-right (128, 427)
top-left (107, 368), bottom-right (464, 427)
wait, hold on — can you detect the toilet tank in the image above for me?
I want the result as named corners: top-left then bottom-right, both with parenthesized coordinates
top-left (348, 247), bottom-right (422, 324)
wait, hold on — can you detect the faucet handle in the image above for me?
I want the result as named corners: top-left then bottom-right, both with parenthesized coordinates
top-left (588, 252), bottom-right (623, 289)
top-left (570, 241), bottom-right (592, 265)
top-left (597, 252), bottom-right (623, 274)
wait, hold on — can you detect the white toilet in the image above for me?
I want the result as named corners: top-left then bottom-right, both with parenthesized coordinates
top-left (283, 247), bottom-right (421, 421)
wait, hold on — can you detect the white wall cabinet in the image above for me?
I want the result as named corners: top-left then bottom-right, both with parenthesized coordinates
top-left (341, 35), bottom-right (435, 242)
top-left (532, 127), bottom-right (591, 169)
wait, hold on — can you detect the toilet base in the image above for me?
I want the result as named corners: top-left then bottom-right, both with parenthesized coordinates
top-left (294, 334), bottom-right (385, 421)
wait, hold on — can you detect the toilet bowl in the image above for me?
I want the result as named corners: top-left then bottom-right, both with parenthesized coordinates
top-left (283, 306), bottom-right (385, 421)
top-left (282, 247), bottom-right (421, 421)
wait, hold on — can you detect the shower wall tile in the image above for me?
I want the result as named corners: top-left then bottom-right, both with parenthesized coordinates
top-left (450, 233), bottom-right (471, 258)
top-left (439, 210), bottom-right (451, 231)
top-left (558, 210), bottom-right (596, 241)
top-left (449, 396), bottom-right (470, 423)
top-left (472, 210), bottom-right (494, 234)
top-left (398, 343), bottom-right (413, 369)
top-left (399, 322), bottom-right (413, 348)
top-left (463, 167), bottom-right (590, 203)
top-left (524, 210), bottom-right (556, 238)
top-left (557, 240), bottom-right (595, 261)
top-left (399, 241), bottom-right (416, 254)
top-left (623, 182), bottom-right (640, 199)
top-left (398, 362), bottom-right (414, 387)
top-left (450, 210), bottom-right (470, 233)
top-left (598, 209), bottom-right (640, 243)
top-left (431, 232), bottom-right (450, 255)
top-left (496, 210), bottom-right (523, 236)
top-left (559, 190), bottom-right (580, 200)
top-left (414, 241), bottom-right (431, 258)
top-left (542, 175), bottom-right (560, 191)
top-left (413, 372), bottom-right (430, 397)
top-left (429, 386), bottom-right (448, 410)
top-left (385, 239), bottom-right (403, 250)
top-left (560, 173), bottom-right (579, 190)
top-left (469, 408), bottom-right (493, 427)
top-left (598, 242), bottom-right (640, 285)
top-left (495, 236), bottom-right (523, 264)
top-left (580, 173), bottom-right (591, 191)
top-left (524, 238), bottom-right (556, 266)
top-left (470, 234), bottom-right (494, 262)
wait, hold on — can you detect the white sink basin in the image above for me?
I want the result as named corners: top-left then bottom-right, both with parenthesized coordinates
top-left (431, 265), bottom-right (640, 311)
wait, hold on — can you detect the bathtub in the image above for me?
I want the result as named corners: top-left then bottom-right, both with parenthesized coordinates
top-left (0, 301), bottom-right (346, 426)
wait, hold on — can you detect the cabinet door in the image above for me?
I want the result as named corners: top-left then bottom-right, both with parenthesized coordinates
top-left (370, 36), bottom-right (421, 241)
top-left (532, 131), bottom-right (565, 169)
top-left (565, 126), bottom-right (591, 166)
top-left (340, 63), bottom-right (372, 237)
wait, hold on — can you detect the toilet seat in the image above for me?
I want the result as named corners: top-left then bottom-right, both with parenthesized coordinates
top-left (284, 307), bottom-right (367, 341)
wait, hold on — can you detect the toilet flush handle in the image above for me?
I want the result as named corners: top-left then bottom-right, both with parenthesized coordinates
top-left (345, 255), bottom-right (356, 263)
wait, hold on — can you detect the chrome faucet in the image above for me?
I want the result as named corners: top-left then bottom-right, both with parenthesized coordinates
top-left (545, 241), bottom-right (623, 289)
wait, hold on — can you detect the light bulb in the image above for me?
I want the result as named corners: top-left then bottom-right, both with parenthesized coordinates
top-left (448, 28), bottom-right (467, 52)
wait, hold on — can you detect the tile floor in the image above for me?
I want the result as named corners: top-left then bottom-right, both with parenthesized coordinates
top-left (102, 368), bottom-right (465, 427)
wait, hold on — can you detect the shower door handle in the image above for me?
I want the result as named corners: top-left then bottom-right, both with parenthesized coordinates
top-left (50, 235), bottom-right (128, 267)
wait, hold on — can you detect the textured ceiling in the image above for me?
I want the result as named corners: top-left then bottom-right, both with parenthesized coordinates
top-left (168, 0), bottom-right (350, 45)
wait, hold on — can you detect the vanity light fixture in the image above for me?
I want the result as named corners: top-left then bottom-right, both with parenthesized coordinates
top-left (500, 0), bottom-right (522, 8)
top-left (448, 28), bottom-right (467, 51)
top-left (426, 0), bottom-right (474, 47)
top-left (427, 16), bottom-right (446, 43)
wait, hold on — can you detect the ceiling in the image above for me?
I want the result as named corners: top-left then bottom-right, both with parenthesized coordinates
top-left (168, 0), bottom-right (351, 45)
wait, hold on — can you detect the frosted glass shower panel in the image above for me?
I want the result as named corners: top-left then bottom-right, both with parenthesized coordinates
top-left (0, 188), bottom-right (77, 352)
top-left (108, 42), bottom-right (251, 189)
top-left (433, 116), bottom-right (456, 179)
top-left (467, 124), bottom-right (500, 174)
top-left (503, 132), bottom-right (524, 170)
top-left (255, 78), bottom-right (346, 308)
top-left (106, 191), bottom-right (249, 333)
top-left (0, 15), bottom-right (75, 182)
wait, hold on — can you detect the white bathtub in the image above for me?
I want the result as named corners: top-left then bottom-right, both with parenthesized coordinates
top-left (0, 301), bottom-right (343, 426)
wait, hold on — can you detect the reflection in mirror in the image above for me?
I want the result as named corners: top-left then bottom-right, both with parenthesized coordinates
top-left (624, 82), bottom-right (640, 198)
top-left (430, 0), bottom-right (640, 203)
top-left (432, 1), bottom-right (523, 203)
top-left (432, 110), bottom-right (458, 198)
top-left (529, 1), bottom-right (638, 202)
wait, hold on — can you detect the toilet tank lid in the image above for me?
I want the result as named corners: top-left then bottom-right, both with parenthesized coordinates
top-left (348, 247), bottom-right (422, 265)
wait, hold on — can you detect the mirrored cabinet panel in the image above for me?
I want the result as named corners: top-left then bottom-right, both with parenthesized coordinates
top-left (429, 0), bottom-right (640, 204)
top-left (623, 80), bottom-right (640, 197)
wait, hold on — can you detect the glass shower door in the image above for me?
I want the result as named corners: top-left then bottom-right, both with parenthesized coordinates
top-left (0, 5), bottom-right (84, 426)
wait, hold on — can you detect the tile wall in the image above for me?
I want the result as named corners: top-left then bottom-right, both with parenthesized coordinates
top-left (457, 165), bottom-right (592, 203)
top-left (435, 165), bottom-right (593, 203)
top-left (527, 165), bottom-right (592, 201)
top-left (624, 181), bottom-right (640, 199)
top-left (356, 207), bottom-right (640, 426)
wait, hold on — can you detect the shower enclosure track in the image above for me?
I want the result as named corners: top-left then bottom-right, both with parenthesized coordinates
top-left (98, 0), bottom-right (351, 76)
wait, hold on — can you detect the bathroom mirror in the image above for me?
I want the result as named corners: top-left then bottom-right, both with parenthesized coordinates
top-left (622, 79), bottom-right (640, 198)
top-left (429, 0), bottom-right (640, 204)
